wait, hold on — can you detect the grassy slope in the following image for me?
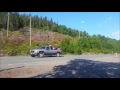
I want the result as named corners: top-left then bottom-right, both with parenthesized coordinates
top-left (0, 29), bottom-right (75, 56)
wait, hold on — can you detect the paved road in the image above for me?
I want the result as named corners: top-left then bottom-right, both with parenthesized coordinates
top-left (0, 54), bottom-right (119, 66)
top-left (0, 54), bottom-right (120, 78)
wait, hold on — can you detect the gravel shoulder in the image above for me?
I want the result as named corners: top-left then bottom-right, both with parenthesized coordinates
top-left (0, 54), bottom-right (120, 78)
top-left (0, 60), bottom-right (69, 78)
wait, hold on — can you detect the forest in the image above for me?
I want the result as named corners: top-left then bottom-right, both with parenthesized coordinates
top-left (0, 12), bottom-right (120, 56)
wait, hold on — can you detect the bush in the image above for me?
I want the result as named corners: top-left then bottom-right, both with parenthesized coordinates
top-left (61, 37), bottom-right (71, 53)
top-left (67, 42), bottom-right (75, 53)
top-left (5, 44), bottom-right (19, 56)
top-left (74, 46), bottom-right (82, 54)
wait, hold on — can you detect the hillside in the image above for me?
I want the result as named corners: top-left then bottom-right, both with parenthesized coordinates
top-left (0, 28), bottom-right (75, 56)
top-left (0, 28), bottom-right (120, 56)
top-left (0, 12), bottom-right (120, 56)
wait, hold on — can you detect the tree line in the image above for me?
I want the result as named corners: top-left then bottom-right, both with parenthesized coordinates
top-left (61, 35), bottom-right (120, 54)
top-left (0, 12), bottom-right (89, 37)
top-left (0, 12), bottom-right (119, 55)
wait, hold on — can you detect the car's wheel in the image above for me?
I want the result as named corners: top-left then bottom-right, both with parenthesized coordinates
top-left (31, 55), bottom-right (35, 57)
top-left (39, 52), bottom-right (44, 58)
top-left (56, 52), bottom-right (60, 57)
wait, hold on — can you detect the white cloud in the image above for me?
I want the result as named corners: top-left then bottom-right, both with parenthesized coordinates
top-left (112, 30), bottom-right (120, 36)
top-left (108, 30), bottom-right (120, 40)
top-left (107, 17), bottom-right (112, 20)
top-left (80, 20), bottom-right (86, 24)
top-left (104, 17), bottom-right (112, 24)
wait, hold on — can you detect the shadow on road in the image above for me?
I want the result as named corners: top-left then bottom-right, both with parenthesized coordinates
top-left (0, 66), bottom-right (24, 72)
top-left (31, 59), bottom-right (120, 78)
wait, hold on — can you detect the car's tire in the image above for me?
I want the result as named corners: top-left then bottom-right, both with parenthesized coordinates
top-left (31, 55), bottom-right (35, 57)
top-left (56, 52), bottom-right (60, 57)
top-left (39, 52), bottom-right (44, 58)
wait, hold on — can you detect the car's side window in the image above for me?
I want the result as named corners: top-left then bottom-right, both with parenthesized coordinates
top-left (46, 47), bottom-right (49, 50)
top-left (50, 46), bottom-right (53, 50)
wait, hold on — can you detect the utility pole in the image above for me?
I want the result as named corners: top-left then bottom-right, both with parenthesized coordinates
top-left (7, 12), bottom-right (9, 37)
top-left (79, 30), bottom-right (80, 38)
top-left (47, 20), bottom-right (48, 30)
top-left (81, 31), bottom-right (83, 37)
top-left (30, 15), bottom-right (31, 47)
top-left (47, 20), bottom-right (50, 45)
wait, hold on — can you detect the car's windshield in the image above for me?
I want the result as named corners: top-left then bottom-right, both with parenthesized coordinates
top-left (39, 46), bottom-right (45, 49)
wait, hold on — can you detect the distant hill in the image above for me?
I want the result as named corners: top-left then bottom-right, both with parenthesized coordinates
top-left (0, 28), bottom-right (120, 56)
top-left (0, 12), bottom-right (120, 56)
top-left (0, 28), bottom-right (75, 56)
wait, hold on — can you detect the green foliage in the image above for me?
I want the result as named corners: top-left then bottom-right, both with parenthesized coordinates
top-left (0, 12), bottom-right (89, 38)
top-left (0, 12), bottom-right (120, 56)
top-left (18, 43), bottom-right (30, 55)
top-left (67, 42), bottom-right (75, 53)
top-left (61, 35), bottom-right (120, 55)
top-left (74, 45), bottom-right (82, 54)
top-left (61, 37), bottom-right (70, 53)
top-left (4, 42), bottom-right (39, 56)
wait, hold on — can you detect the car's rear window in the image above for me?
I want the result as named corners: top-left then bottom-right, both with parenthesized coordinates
top-left (39, 46), bottom-right (45, 49)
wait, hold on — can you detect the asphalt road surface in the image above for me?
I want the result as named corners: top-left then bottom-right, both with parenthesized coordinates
top-left (0, 54), bottom-right (120, 78)
top-left (0, 54), bottom-right (120, 66)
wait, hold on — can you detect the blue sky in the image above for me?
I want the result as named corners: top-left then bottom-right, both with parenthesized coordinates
top-left (19, 12), bottom-right (120, 40)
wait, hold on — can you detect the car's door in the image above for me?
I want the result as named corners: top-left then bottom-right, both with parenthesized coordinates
top-left (49, 46), bottom-right (56, 55)
top-left (44, 46), bottom-right (51, 55)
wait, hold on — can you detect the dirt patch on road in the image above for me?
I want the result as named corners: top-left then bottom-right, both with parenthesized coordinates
top-left (0, 55), bottom-right (120, 78)
top-left (0, 61), bottom-right (68, 78)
